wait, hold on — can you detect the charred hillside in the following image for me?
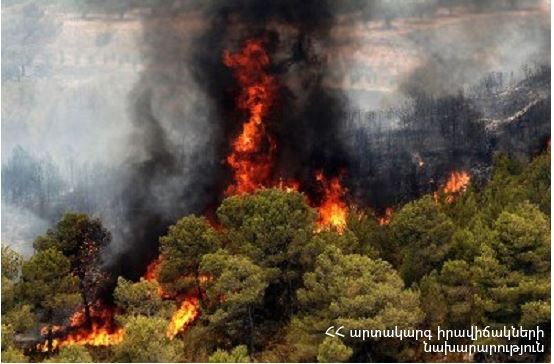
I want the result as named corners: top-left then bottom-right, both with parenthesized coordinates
top-left (344, 66), bottom-right (550, 210)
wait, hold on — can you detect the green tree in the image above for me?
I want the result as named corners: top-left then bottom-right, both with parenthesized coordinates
top-left (1, 324), bottom-right (21, 356)
top-left (209, 345), bottom-right (250, 363)
top-left (2, 304), bottom-right (35, 334)
top-left (114, 277), bottom-right (172, 317)
top-left (158, 215), bottom-right (219, 299)
top-left (476, 154), bottom-right (525, 223)
top-left (1, 245), bottom-right (23, 280)
top-left (34, 213), bottom-right (111, 326)
top-left (19, 248), bottom-right (81, 353)
top-left (200, 250), bottom-right (270, 351)
top-left (291, 245), bottom-right (422, 361)
top-left (390, 195), bottom-right (455, 284)
top-left (472, 244), bottom-right (549, 327)
top-left (1, 246), bottom-right (24, 313)
top-left (1, 346), bottom-right (28, 363)
top-left (217, 189), bottom-right (315, 313)
top-left (112, 315), bottom-right (183, 362)
top-left (317, 337), bottom-right (353, 363)
top-left (44, 345), bottom-right (92, 363)
top-left (346, 209), bottom-right (390, 261)
top-left (493, 201), bottom-right (550, 274)
top-left (516, 151), bottom-right (550, 214)
top-left (420, 260), bottom-right (474, 330)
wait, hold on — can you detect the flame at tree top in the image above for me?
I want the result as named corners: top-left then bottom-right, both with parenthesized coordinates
top-left (223, 39), bottom-right (278, 195)
top-left (315, 172), bottom-right (348, 233)
top-left (435, 170), bottom-right (471, 203)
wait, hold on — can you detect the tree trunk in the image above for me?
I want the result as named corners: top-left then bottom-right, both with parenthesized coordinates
top-left (80, 281), bottom-right (92, 329)
top-left (47, 325), bottom-right (53, 354)
top-left (195, 269), bottom-right (204, 306)
top-left (247, 306), bottom-right (255, 352)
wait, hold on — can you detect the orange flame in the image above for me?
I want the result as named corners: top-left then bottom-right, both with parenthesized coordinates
top-left (315, 172), bottom-right (348, 233)
top-left (166, 297), bottom-right (200, 339)
top-left (37, 304), bottom-right (123, 352)
top-left (142, 256), bottom-right (174, 298)
top-left (144, 257), bottom-right (162, 282)
top-left (435, 170), bottom-right (471, 203)
top-left (142, 256), bottom-right (207, 339)
top-left (378, 207), bottom-right (393, 225)
top-left (223, 39), bottom-right (278, 195)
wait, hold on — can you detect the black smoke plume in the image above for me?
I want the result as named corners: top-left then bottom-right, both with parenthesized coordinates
top-left (114, 0), bottom-right (353, 278)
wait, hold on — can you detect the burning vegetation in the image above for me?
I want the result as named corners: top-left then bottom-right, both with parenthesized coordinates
top-left (23, 37), bottom-right (486, 360)
top-left (37, 304), bottom-right (123, 352)
top-left (224, 39), bottom-right (278, 196)
top-left (434, 170), bottom-right (471, 203)
top-left (2, 1), bottom-right (550, 363)
top-left (314, 172), bottom-right (348, 232)
top-left (222, 39), bottom-right (349, 231)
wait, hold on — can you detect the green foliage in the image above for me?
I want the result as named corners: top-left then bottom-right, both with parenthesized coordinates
top-left (520, 300), bottom-right (550, 327)
top-left (112, 315), bottom-right (183, 362)
top-left (292, 245), bottom-right (422, 361)
top-left (420, 260), bottom-right (474, 329)
top-left (19, 248), bottom-right (81, 322)
top-left (200, 250), bottom-right (270, 349)
top-left (217, 189), bottom-right (315, 271)
top-left (33, 213), bottom-right (111, 260)
top-left (346, 209), bottom-right (391, 261)
top-left (209, 345), bottom-right (250, 363)
top-left (1, 245), bottom-right (23, 280)
top-left (33, 213), bottom-right (112, 324)
top-left (1, 324), bottom-right (29, 362)
top-left (216, 189), bottom-right (318, 321)
top-left (158, 215), bottom-right (219, 295)
top-left (1, 151), bottom-right (549, 362)
top-left (2, 304), bottom-right (35, 334)
top-left (114, 277), bottom-right (172, 317)
top-left (493, 201), bottom-right (549, 273)
top-left (390, 196), bottom-right (455, 284)
top-left (517, 151), bottom-right (550, 214)
top-left (317, 337), bottom-right (353, 363)
top-left (1, 246), bottom-right (24, 312)
top-left (44, 345), bottom-right (93, 363)
top-left (1, 346), bottom-right (28, 363)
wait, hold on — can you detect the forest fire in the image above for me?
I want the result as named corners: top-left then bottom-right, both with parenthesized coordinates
top-left (166, 297), bottom-right (200, 339)
top-left (144, 257), bottom-right (162, 282)
top-left (378, 207), bottom-right (393, 225)
top-left (37, 304), bottom-right (123, 352)
top-left (223, 39), bottom-right (278, 195)
top-left (142, 256), bottom-right (206, 339)
top-left (315, 172), bottom-right (348, 232)
top-left (435, 171), bottom-right (471, 202)
top-left (223, 39), bottom-right (349, 232)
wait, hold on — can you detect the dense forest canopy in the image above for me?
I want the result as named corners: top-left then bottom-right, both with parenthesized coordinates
top-left (2, 149), bottom-right (550, 362)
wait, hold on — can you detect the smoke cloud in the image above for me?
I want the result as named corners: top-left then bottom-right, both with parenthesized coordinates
top-left (2, 1), bottom-right (550, 277)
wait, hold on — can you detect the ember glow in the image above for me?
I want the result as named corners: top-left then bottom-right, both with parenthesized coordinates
top-left (223, 39), bottom-right (278, 195)
top-left (315, 172), bottom-right (348, 232)
top-left (435, 171), bottom-right (471, 202)
top-left (166, 297), bottom-right (200, 339)
top-left (144, 256), bottom-right (162, 282)
top-left (37, 304), bottom-right (123, 352)
top-left (378, 207), bottom-right (393, 225)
